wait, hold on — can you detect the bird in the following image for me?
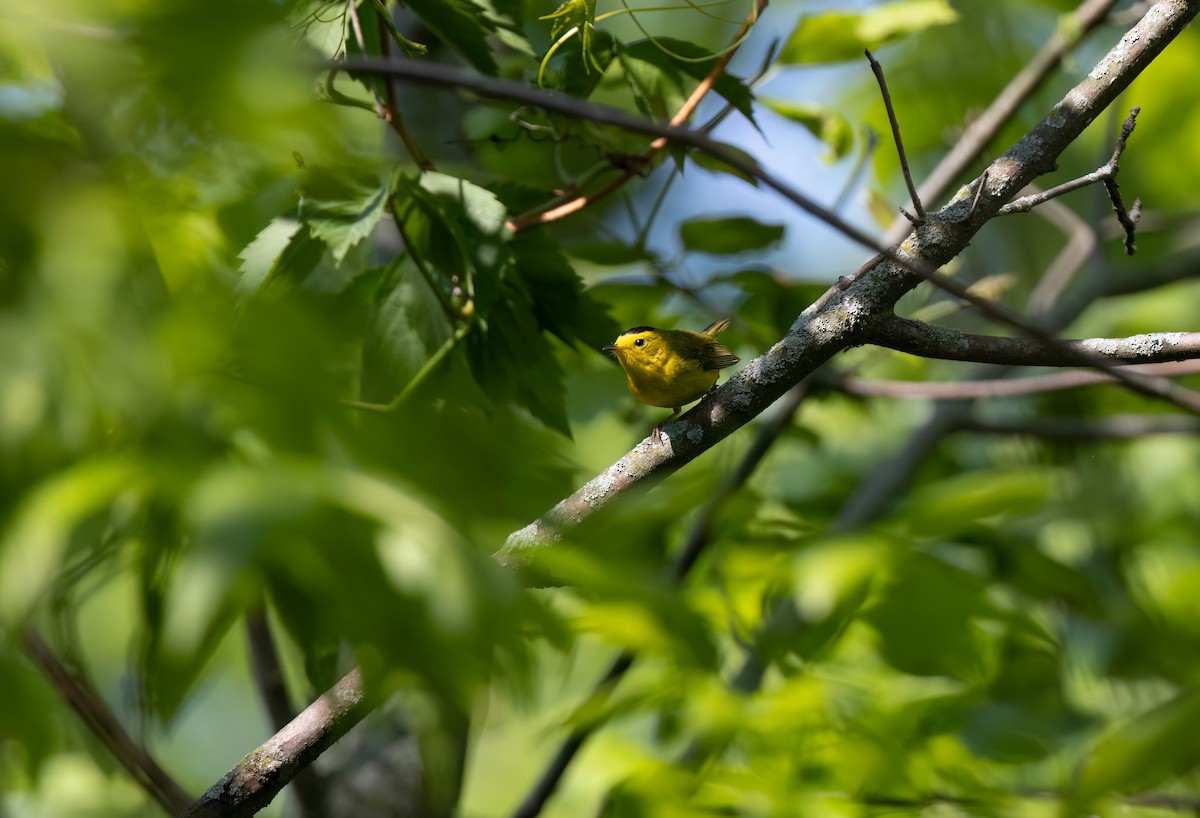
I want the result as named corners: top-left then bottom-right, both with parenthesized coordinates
top-left (603, 318), bottom-right (739, 441)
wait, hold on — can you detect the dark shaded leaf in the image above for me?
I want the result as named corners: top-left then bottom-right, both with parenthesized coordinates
top-left (404, 0), bottom-right (498, 74)
top-left (679, 216), bottom-right (785, 255)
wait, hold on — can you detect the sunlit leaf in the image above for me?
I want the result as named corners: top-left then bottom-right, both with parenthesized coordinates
top-left (299, 170), bottom-right (388, 266)
top-left (762, 99), bottom-right (854, 160)
top-left (781, 0), bottom-right (959, 64)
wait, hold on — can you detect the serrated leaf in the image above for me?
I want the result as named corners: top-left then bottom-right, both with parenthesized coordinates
top-left (405, 0), bottom-right (498, 74)
top-left (237, 216), bottom-right (302, 293)
top-left (513, 231), bottom-right (617, 348)
top-left (781, 0), bottom-right (958, 64)
top-left (680, 217), bottom-right (784, 255)
top-left (362, 260), bottom-right (455, 402)
top-left (616, 43), bottom-right (684, 119)
top-left (300, 172), bottom-right (388, 266)
top-left (763, 98), bottom-right (854, 160)
top-left (466, 279), bottom-right (571, 435)
top-left (568, 240), bottom-right (656, 266)
top-left (406, 171), bottom-right (513, 316)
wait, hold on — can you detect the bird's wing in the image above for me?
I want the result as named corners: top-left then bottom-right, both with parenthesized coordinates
top-left (702, 341), bottom-right (740, 370)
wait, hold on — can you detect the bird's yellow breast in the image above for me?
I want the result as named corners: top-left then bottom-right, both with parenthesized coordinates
top-left (615, 331), bottom-right (721, 409)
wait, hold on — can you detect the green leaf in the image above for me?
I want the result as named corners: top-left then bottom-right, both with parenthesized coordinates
top-left (0, 648), bottom-right (59, 772)
top-left (0, 459), bottom-right (142, 624)
top-left (236, 215), bottom-right (302, 292)
top-left (762, 99), bottom-right (854, 160)
top-left (567, 240), bottom-right (655, 266)
top-left (616, 42), bottom-right (684, 120)
top-left (404, 0), bottom-right (498, 74)
top-left (299, 170), bottom-right (388, 266)
top-left (688, 142), bottom-right (762, 185)
top-left (622, 39), bottom-right (756, 126)
top-left (679, 217), bottom-right (785, 255)
top-left (787, 535), bottom-right (885, 659)
top-left (236, 221), bottom-right (326, 296)
top-left (899, 469), bottom-right (1057, 537)
top-left (466, 279), bottom-right (571, 435)
top-left (865, 551), bottom-right (997, 683)
top-left (397, 171), bottom-right (513, 317)
top-left (1072, 689), bottom-right (1200, 807)
top-left (361, 260), bottom-right (455, 402)
top-left (781, 0), bottom-right (958, 64)
top-left (512, 230), bottom-right (618, 349)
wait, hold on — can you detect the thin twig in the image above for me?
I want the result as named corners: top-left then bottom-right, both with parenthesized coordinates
top-left (342, 320), bottom-right (473, 413)
top-left (968, 170), bottom-right (988, 220)
top-left (23, 630), bottom-right (192, 816)
top-left (998, 107), bottom-right (1140, 216)
top-left (865, 50), bottom-right (924, 221)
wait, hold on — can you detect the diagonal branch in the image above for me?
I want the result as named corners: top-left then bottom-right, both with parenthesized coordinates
top-left (23, 630), bottom-right (192, 816)
top-left (179, 668), bottom-right (369, 818)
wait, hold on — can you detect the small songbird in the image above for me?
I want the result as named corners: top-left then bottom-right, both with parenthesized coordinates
top-left (603, 318), bottom-right (740, 440)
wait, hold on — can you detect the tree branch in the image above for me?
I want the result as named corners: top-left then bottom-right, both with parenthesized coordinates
top-left (23, 630), bottom-right (192, 816)
top-left (866, 316), bottom-right (1200, 367)
top-left (511, 383), bottom-right (813, 818)
top-left (178, 668), bottom-right (368, 818)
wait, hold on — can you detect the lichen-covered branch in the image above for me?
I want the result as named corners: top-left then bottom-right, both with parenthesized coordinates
top-left (178, 669), bottom-right (368, 818)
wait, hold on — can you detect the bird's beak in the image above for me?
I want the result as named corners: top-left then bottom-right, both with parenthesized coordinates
top-left (602, 344), bottom-right (618, 354)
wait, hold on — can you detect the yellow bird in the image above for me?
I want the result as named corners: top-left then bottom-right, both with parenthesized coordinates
top-left (603, 319), bottom-right (740, 439)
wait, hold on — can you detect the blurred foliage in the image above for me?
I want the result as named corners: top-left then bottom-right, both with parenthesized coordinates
top-left (1, 0), bottom-right (1200, 816)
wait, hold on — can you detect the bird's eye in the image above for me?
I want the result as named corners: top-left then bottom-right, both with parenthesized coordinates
top-left (634, 338), bottom-right (645, 347)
